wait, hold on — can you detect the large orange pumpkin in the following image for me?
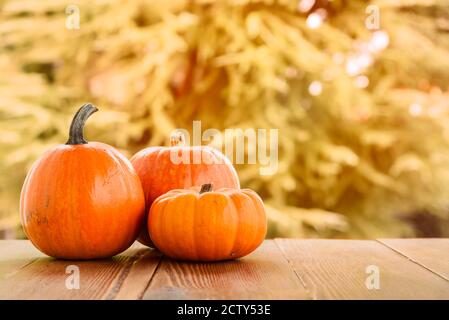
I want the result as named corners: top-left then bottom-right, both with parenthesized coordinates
top-left (20, 103), bottom-right (146, 259)
top-left (130, 133), bottom-right (240, 247)
top-left (148, 183), bottom-right (267, 261)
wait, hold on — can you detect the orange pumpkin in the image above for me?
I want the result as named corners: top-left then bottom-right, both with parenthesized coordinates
top-left (20, 103), bottom-right (145, 259)
top-left (148, 183), bottom-right (267, 261)
top-left (130, 133), bottom-right (240, 247)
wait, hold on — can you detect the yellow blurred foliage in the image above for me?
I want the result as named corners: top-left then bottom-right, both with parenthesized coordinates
top-left (1, 0), bottom-right (449, 238)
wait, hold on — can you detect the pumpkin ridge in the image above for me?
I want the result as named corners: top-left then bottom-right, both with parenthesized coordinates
top-left (222, 192), bottom-right (240, 259)
top-left (148, 196), bottom-right (168, 250)
top-left (244, 191), bottom-right (267, 255)
top-left (170, 193), bottom-right (191, 259)
top-left (160, 197), bottom-right (179, 258)
top-left (173, 193), bottom-right (198, 260)
top-left (194, 193), bottom-right (214, 260)
top-left (190, 193), bottom-right (199, 260)
top-left (192, 193), bottom-right (204, 260)
top-left (230, 191), bottom-right (258, 258)
top-left (205, 193), bottom-right (219, 260)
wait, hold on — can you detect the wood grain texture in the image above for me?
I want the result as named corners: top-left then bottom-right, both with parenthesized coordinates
top-left (107, 247), bottom-right (162, 300)
top-left (378, 238), bottom-right (449, 281)
top-left (1, 239), bottom-right (449, 300)
top-left (275, 239), bottom-right (449, 300)
top-left (143, 241), bottom-right (310, 300)
top-left (0, 240), bottom-right (45, 280)
top-left (0, 242), bottom-right (160, 299)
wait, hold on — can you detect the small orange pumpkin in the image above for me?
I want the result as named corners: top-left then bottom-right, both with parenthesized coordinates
top-left (148, 183), bottom-right (267, 261)
top-left (131, 133), bottom-right (240, 247)
top-left (20, 103), bottom-right (146, 259)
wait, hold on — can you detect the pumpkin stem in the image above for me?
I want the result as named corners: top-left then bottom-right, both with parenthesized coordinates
top-left (200, 183), bottom-right (213, 194)
top-left (170, 131), bottom-right (186, 146)
top-left (66, 103), bottom-right (98, 145)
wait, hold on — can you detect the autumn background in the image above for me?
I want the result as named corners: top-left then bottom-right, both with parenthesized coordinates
top-left (1, 0), bottom-right (449, 240)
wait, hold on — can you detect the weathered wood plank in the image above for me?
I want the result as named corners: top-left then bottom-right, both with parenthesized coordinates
top-left (0, 241), bottom-right (160, 300)
top-left (143, 240), bottom-right (310, 300)
top-left (0, 240), bottom-right (45, 280)
top-left (378, 238), bottom-right (449, 281)
top-left (1, 239), bottom-right (449, 300)
top-left (275, 239), bottom-right (449, 300)
top-left (107, 248), bottom-right (162, 300)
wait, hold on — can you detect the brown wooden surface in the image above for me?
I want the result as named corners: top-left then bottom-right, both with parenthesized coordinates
top-left (378, 238), bottom-right (449, 281)
top-left (275, 239), bottom-right (449, 299)
top-left (0, 239), bottom-right (448, 300)
top-left (143, 241), bottom-right (309, 300)
top-left (0, 242), bottom-right (161, 299)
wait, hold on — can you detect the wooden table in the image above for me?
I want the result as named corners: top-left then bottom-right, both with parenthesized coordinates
top-left (0, 239), bottom-right (448, 300)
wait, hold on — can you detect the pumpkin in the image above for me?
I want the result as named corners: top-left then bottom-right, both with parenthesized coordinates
top-left (130, 132), bottom-right (240, 247)
top-left (148, 183), bottom-right (267, 261)
top-left (20, 103), bottom-right (146, 259)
